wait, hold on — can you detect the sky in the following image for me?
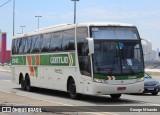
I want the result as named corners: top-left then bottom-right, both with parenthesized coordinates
top-left (0, 0), bottom-right (160, 50)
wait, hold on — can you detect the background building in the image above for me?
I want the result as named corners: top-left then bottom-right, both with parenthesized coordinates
top-left (143, 44), bottom-right (160, 61)
top-left (0, 31), bottom-right (11, 64)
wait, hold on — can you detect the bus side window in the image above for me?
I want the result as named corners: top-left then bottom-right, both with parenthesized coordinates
top-left (62, 29), bottom-right (75, 51)
top-left (15, 38), bottom-right (21, 54)
top-left (30, 36), bottom-right (36, 53)
top-left (41, 33), bottom-right (51, 52)
top-left (19, 38), bottom-right (25, 54)
top-left (50, 32), bottom-right (62, 52)
top-left (31, 35), bottom-right (42, 53)
top-left (24, 37), bottom-right (32, 53)
top-left (12, 39), bottom-right (17, 55)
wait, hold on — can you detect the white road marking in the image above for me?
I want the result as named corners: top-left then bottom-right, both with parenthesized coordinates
top-left (1, 80), bottom-right (11, 82)
top-left (149, 103), bottom-right (160, 106)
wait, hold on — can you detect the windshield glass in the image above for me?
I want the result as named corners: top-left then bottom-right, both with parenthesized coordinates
top-left (93, 40), bottom-right (143, 75)
top-left (93, 41), bottom-right (144, 75)
top-left (91, 26), bottom-right (144, 76)
top-left (91, 26), bottom-right (139, 40)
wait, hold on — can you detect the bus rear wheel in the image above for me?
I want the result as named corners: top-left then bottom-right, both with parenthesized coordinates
top-left (25, 76), bottom-right (31, 92)
top-left (110, 94), bottom-right (121, 99)
top-left (68, 79), bottom-right (78, 99)
top-left (20, 79), bottom-right (26, 90)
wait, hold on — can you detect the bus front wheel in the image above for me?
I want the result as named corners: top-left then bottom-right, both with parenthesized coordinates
top-left (110, 94), bottom-right (121, 99)
top-left (68, 79), bottom-right (78, 99)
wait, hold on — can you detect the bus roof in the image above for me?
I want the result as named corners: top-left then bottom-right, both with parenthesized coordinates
top-left (13, 22), bottom-right (135, 39)
top-left (77, 22), bottom-right (135, 27)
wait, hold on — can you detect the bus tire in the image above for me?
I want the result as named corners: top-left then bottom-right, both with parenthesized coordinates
top-left (110, 94), bottom-right (121, 99)
top-left (68, 79), bottom-right (78, 99)
top-left (20, 79), bottom-right (26, 90)
top-left (25, 75), bottom-right (31, 92)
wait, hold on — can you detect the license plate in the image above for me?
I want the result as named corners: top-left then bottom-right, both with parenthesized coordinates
top-left (147, 88), bottom-right (154, 90)
top-left (117, 87), bottom-right (126, 91)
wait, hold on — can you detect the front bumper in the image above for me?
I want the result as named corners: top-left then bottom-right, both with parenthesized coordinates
top-left (92, 81), bottom-right (144, 95)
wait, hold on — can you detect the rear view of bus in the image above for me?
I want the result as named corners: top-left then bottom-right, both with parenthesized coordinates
top-left (88, 23), bottom-right (144, 98)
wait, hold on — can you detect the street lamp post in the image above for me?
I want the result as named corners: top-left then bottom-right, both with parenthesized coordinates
top-left (13, 0), bottom-right (15, 36)
top-left (35, 16), bottom-right (42, 29)
top-left (71, 0), bottom-right (79, 24)
top-left (20, 26), bottom-right (26, 34)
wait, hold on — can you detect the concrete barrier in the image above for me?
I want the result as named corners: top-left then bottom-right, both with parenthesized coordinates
top-left (0, 66), bottom-right (11, 72)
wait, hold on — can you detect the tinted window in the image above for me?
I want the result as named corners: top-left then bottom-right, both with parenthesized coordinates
top-left (77, 27), bottom-right (91, 76)
top-left (30, 35), bottom-right (42, 53)
top-left (41, 33), bottom-right (51, 52)
top-left (62, 29), bottom-right (75, 51)
top-left (77, 27), bottom-right (89, 56)
top-left (24, 37), bottom-right (32, 53)
top-left (91, 27), bottom-right (139, 40)
top-left (50, 32), bottom-right (62, 52)
top-left (19, 38), bottom-right (26, 54)
top-left (12, 39), bottom-right (16, 54)
top-left (93, 41), bottom-right (144, 75)
top-left (15, 38), bottom-right (21, 54)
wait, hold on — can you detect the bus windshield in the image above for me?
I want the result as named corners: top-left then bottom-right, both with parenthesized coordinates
top-left (93, 41), bottom-right (144, 75)
top-left (91, 26), bottom-right (139, 40)
top-left (91, 26), bottom-right (144, 76)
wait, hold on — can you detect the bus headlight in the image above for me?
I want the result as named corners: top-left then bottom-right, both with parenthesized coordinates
top-left (94, 78), bottom-right (108, 84)
top-left (136, 77), bottom-right (144, 82)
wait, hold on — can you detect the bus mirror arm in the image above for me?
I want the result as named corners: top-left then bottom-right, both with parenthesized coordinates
top-left (141, 38), bottom-right (152, 54)
top-left (87, 37), bottom-right (94, 55)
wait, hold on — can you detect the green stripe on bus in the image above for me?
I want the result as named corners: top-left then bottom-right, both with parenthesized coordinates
top-left (11, 56), bottom-right (26, 65)
top-left (32, 56), bottom-right (36, 65)
top-left (40, 55), bottom-right (50, 65)
top-left (71, 53), bottom-right (76, 66)
top-left (11, 53), bottom-right (76, 66)
top-left (22, 56), bottom-right (26, 65)
top-left (49, 53), bottom-right (75, 66)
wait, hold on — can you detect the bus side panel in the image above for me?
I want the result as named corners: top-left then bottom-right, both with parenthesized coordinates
top-left (11, 66), bottom-right (29, 84)
top-left (28, 66), bottom-right (84, 94)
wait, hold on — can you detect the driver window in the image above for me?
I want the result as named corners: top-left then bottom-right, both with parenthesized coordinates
top-left (77, 27), bottom-right (91, 77)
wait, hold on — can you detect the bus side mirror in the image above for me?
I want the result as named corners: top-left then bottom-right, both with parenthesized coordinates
top-left (87, 37), bottom-right (94, 55)
top-left (141, 38), bottom-right (152, 54)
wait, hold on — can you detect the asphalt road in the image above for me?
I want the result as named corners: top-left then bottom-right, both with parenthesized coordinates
top-left (0, 71), bottom-right (160, 115)
top-left (0, 71), bottom-right (11, 80)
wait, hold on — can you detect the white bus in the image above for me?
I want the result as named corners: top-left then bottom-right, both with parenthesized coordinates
top-left (11, 22), bottom-right (145, 99)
